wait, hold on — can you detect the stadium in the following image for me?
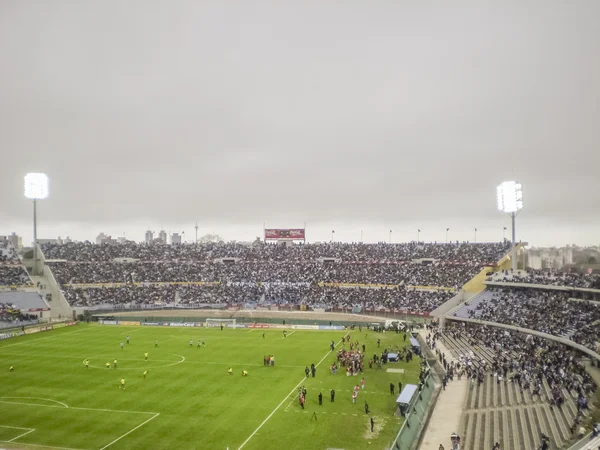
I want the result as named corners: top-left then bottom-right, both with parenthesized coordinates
top-left (2, 3), bottom-right (600, 450)
top-left (2, 225), bottom-right (600, 450)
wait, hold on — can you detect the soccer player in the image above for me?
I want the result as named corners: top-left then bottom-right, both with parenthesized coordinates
top-left (9, 366), bottom-right (14, 372)
top-left (126, 336), bottom-right (130, 344)
top-left (106, 362), bottom-right (111, 369)
top-left (197, 340), bottom-right (201, 348)
top-left (143, 370), bottom-right (148, 379)
top-left (202, 340), bottom-right (205, 347)
top-left (227, 367), bottom-right (233, 375)
top-left (352, 391), bottom-right (357, 404)
top-left (220, 323), bottom-right (224, 331)
top-left (120, 378), bottom-right (125, 389)
top-left (144, 352), bottom-right (148, 361)
top-left (330, 389), bottom-right (335, 402)
top-left (241, 370), bottom-right (248, 376)
top-left (283, 330), bottom-right (287, 338)
top-left (318, 392), bottom-right (323, 405)
top-left (189, 339), bottom-right (193, 348)
top-left (370, 417), bottom-right (374, 432)
top-left (120, 342), bottom-right (124, 350)
top-left (361, 378), bottom-right (365, 390)
top-left (84, 359), bottom-right (89, 369)
top-left (155, 340), bottom-right (158, 347)
top-left (262, 333), bottom-right (265, 339)
top-left (114, 359), bottom-right (118, 369)
top-left (364, 401), bottom-right (370, 414)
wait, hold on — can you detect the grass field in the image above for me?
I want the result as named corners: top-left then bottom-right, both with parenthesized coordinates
top-left (0, 323), bottom-right (421, 450)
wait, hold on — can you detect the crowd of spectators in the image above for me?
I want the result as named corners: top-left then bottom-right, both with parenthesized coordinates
top-left (489, 269), bottom-right (600, 289)
top-left (443, 322), bottom-right (596, 428)
top-left (454, 287), bottom-right (600, 351)
top-left (61, 283), bottom-right (454, 312)
top-left (0, 241), bottom-right (30, 286)
top-left (46, 241), bottom-right (510, 310)
top-left (0, 302), bottom-right (38, 324)
top-left (0, 266), bottom-right (31, 286)
top-left (0, 241), bottom-right (20, 263)
top-left (41, 241), bottom-right (510, 263)
top-left (47, 260), bottom-right (479, 287)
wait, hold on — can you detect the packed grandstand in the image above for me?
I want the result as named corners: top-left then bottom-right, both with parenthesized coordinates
top-left (38, 241), bottom-right (511, 311)
top-left (2, 238), bottom-right (600, 448)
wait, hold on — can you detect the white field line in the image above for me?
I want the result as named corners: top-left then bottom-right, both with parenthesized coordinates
top-left (0, 397), bottom-right (68, 408)
top-left (237, 339), bottom-right (342, 450)
top-left (0, 440), bottom-right (83, 450)
top-left (2, 352), bottom-right (305, 369)
top-left (0, 328), bottom-right (90, 350)
top-left (282, 330), bottom-right (296, 339)
top-left (0, 425), bottom-right (34, 430)
top-left (98, 413), bottom-right (160, 450)
top-left (8, 428), bottom-right (35, 442)
top-left (0, 400), bottom-right (157, 415)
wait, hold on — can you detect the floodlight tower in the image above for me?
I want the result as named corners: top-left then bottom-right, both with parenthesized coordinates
top-left (24, 173), bottom-right (49, 275)
top-left (497, 181), bottom-right (523, 271)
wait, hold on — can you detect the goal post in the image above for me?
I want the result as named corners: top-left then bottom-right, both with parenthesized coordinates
top-left (205, 318), bottom-right (236, 329)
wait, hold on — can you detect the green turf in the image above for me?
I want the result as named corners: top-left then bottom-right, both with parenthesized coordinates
top-left (0, 323), bottom-right (421, 450)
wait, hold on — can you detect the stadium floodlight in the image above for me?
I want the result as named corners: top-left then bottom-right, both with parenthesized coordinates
top-left (24, 173), bottom-right (49, 275)
top-left (496, 181), bottom-right (523, 271)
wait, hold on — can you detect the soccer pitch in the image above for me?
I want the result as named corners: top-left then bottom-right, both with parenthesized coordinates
top-left (0, 323), bottom-right (421, 450)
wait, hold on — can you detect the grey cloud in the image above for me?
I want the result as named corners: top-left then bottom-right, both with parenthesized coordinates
top-left (1, 1), bottom-right (599, 238)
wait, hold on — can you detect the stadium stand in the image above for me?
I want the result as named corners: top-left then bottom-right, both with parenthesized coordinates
top-left (41, 241), bottom-right (509, 311)
top-left (488, 269), bottom-right (600, 289)
top-left (41, 241), bottom-right (510, 262)
top-left (0, 291), bottom-right (48, 327)
top-left (440, 322), bottom-right (597, 450)
top-left (453, 287), bottom-right (600, 351)
top-left (0, 241), bottom-right (31, 287)
top-left (60, 283), bottom-right (455, 311)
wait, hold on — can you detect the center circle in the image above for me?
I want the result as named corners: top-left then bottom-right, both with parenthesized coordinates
top-left (83, 354), bottom-right (185, 370)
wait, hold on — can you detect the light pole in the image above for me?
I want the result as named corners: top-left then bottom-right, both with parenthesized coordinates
top-left (417, 229), bottom-right (421, 242)
top-left (195, 222), bottom-right (198, 245)
top-left (360, 230), bottom-right (363, 243)
top-left (389, 229), bottom-right (392, 244)
top-left (503, 226), bottom-right (507, 241)
top-left (445, 228), bottom-right (450, 243)
top-left (474, 228), bottom-right (477, 243)
top-left (331, 230), bottom-right (335, 242)
top-left (24, 173), bottom-right (49, 276)
top-left (497, 181), bottom-right (523, 271)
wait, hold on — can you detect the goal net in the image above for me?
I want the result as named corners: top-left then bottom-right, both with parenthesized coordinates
top-left (205, 318), bottom-right (236, 329)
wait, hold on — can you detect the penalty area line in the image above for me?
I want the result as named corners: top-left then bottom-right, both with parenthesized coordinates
top-left (99, 413), bottom-right (160, 450)
top-left (237, 339), bottom-right (342, 450)
top-left (8, 428), bottom-right (36, 442)
top-left (282, 330), bottom-right (296, 339)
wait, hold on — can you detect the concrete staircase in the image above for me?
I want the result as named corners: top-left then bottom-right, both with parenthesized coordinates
top-left (441, 333), bottom-right (582, 450)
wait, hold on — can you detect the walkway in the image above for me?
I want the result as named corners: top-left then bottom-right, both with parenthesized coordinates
top-left (417, 330), bottom-right (468, 450)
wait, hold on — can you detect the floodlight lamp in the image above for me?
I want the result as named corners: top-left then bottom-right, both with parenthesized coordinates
top-left (24, 173), bottom-right (49, 199)
top-left (497, 181), bottom-right (523, 214)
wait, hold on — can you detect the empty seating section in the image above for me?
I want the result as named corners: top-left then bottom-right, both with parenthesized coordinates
top-left (441, 323), bottom-right (596, 450)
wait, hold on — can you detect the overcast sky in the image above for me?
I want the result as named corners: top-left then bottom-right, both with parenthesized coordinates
top-left (1, 1), bottom-right (599, 247)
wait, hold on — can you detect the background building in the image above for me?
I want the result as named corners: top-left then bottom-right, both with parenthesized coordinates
top-left (158, 230), bottom-right (167, 244)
